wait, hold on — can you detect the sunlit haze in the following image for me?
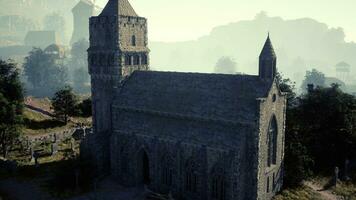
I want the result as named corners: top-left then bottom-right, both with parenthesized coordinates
top-left (97, 0), bottom-right (356, 42)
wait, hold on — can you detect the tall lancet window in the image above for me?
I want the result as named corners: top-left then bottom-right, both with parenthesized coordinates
top-left (211, 165), bottom-right (226, 200)
top-left (131, 35), bottom-right (136, 46)
top-left (160, 155), bottom-right (173, 186)
top-left (185, 159), bottom-right (199, 193)
top-left (267, 115), bottom-right (278, 167)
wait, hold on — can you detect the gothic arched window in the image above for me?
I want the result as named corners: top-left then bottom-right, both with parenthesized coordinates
top-left (133, 55), bottom-right (140, 65)
top-left (131, 35), bottom-right (136, 46)
top-left (120, 151), bottom-right (128, 173)
top-left (267, 116), bottom-right (278, 167)
top-left (211, 166), bottom-right (226, 200)
top-left (142, 54), bottom-right (147, 65)
top-left (161, 155), bottom-right (173, 186)
top-left (185, 159), bottom-right (198, 193)
top-left (125, 55), bottom-right (132, 65)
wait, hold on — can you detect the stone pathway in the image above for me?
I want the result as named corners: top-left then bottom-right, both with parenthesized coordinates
top-left (305, 181), bottom-right (340, 200)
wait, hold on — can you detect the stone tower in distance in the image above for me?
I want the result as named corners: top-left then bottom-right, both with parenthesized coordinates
top-left (71, 0), bottom-right (95, 45)
top-left (88, 0), bottom-right (149, 172)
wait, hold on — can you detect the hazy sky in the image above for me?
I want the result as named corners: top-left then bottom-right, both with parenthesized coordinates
top-left (97, 0), bottom-right (356, 42)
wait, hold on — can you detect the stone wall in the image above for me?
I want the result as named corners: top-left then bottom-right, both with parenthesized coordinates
top-left (256, 81), bottom-right (287, 200)
top-left (110, 107), bottom-right (260, 200)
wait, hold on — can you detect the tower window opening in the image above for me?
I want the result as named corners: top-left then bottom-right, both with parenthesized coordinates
top-left (134, 55), bottom-right (140, 65)
top-left (142, 54), bottom-right (147, 65)
top-left (132, 35), bottom-right (136, 46)
top-left (125, 55), bottom-right (132, 65)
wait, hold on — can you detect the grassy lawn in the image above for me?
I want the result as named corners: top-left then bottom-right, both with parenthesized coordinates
top-left (23, 108), bottom-right (91, 136)
top-left (274, 186), bottom-right (323, 200)
top-left (333, 182), bottom-right (356, 200)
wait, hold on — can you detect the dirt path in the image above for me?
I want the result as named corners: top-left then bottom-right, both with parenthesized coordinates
top-left (305, 181), bottom-right (340, 200)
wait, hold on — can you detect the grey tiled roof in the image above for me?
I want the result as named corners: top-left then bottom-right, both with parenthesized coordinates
top-left (99, 0), bottom-right (138, 17)
top-left (260, 36), bottom-right (276, 58)
top-left (114, 71), bottom-right (272, 123)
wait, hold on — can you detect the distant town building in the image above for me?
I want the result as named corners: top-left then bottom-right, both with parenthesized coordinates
top-left (44, 44), bottom-right (67, 59)
top-left (82, 0), bottom-right (286, 200)
top-left (70, 0), bottom-right (101, 45)
top-left (24, 31), bottom-right (58, 48)
top-left (335, 62), bottom-right (351, 84)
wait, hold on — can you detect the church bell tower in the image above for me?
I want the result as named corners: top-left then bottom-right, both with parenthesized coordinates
top-left (259, 34), bottom-right (277, 79)
top-left (88, 0), bottom-right (149, 135)
top-left (87, 0), bottom-right (149, 172)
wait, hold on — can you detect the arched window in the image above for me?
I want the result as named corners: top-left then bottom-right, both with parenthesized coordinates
top-left (142, 54), bottom-right (148, 65)
top-left (161, 155), bottom-right (173, 186)
top-left (267, 116), bottom-right (278, 167)
top-left (133, 55), bottom-right (140, 65)
top-left (131, 35), bottom-right (136, 46)
top-left (125, 55), bottom-right (132, 65)
top-left (211, 165), bottom-right (226, 200)
top-left (120, 150), bottom-right (128, 173)
top-left (185, 159), bottom-right (198, 193)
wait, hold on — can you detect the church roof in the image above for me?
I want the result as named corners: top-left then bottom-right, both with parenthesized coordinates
top-left (99, 0), bottom-right (138, 17)
top-left (114, 71), bottom-right (272, 123)
top-left (260, 35), bottom-right (276, 59)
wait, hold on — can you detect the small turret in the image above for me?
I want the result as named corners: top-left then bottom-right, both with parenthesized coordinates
top-left (259, 34), bottom-right (277, 79)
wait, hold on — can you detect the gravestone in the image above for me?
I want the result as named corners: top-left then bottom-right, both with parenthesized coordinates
top-left (33, 151), bottom-right (39, 167)
top-left (343, 159), bottom-right (351, 181)
top-left (30, 147), bottom-right (34, 162)
top-left (51, 143), bottom-right (58, 155)
top-left (334, 166), bottom-right (339, 186)
top-left (25, 139), bottom-right (30, 150)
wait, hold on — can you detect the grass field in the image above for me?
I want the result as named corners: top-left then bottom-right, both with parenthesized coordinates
top-left (23, 108), bottom-right (91, 136)
top-left (273, 186), bottom-right (323, 200)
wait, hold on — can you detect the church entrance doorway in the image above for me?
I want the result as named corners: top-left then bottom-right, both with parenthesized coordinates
top-left (138, 150), bottom-right (150, 185)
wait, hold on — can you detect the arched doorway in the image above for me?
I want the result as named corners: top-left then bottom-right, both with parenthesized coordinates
top-left (137, 149), bottom-right (150, 185)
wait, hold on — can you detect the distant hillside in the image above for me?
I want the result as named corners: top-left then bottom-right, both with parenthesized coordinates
top-left (149, 12), bottom-right (356, 84)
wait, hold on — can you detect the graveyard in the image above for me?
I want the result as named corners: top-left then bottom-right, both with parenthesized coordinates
top-left (0, 97), bottom-right (94, 199)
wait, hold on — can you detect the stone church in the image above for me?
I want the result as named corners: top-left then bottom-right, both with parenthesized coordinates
top-left (82, 0), bottom-right (287, 199)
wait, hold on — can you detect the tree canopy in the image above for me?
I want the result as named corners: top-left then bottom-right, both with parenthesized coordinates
top-left (52, 86), bottom-right (79, 124)
top-left (24, 48), bottom-right (68, 97)
top-left (0, 60), bottom-right (23, 158)
top-left (300, 69), bottom-right (326, 92)
top-left (214, 57), bottom-right (237, 74)
top-left (282, 75), bottom-right (356, 187)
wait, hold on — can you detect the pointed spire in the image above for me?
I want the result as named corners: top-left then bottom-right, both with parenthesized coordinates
top-left (100, 0), bottom-right (138, 17)
top-left (260, 34), bottom-right (276, 59)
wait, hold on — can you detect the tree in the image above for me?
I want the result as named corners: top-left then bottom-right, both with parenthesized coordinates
top-left (69, 39), bottom-right (90, 93)
top-left (77, 98), bottom-right (92, 117)
top-left (277, 73), bottom-right (314, 187)
top-left (52, 86), bottom-right (79, 124)
top-left (214, 57), bottom-right (237, 74)
top-left (0, 60), bottom-right (23, 158)
top-left (300, 69), bottom-right (326, 92)
top-left (276, 72), bottom-right (296, 107)
top-left (24, 48), bottom-right (68, 97)
top-left (71, 39), bottom-right (89, 61)
top-left (296, 84), bottom-right (356, 172)
top-left (73, 68), bottom-right (89, 93)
